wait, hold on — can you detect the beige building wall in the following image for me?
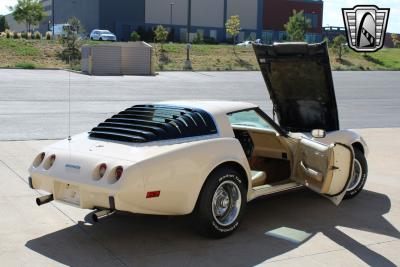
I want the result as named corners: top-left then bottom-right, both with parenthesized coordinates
top-left (191, 0), bottom-right (224, 28)
top-left (227, 0), bottom-right (258, 30)
top-left (145, 0), bottom-right (188, 25)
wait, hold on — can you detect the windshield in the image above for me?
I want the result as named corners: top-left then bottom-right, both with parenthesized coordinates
top-left (228, 109), bottom-right (274, 131)
top-left (99, 30), bottom-right (112, 34)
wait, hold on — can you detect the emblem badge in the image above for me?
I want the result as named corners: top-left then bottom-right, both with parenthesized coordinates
top-left (342, 5), bottom-right (390, 52)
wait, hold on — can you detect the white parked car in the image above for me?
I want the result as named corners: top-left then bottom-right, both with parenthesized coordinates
top-left (237, 39), bottom-right (262, 46)
top-left (89, 29), bottom-right (117, 41)
top-left (29, 42), bottom-right (368, 237)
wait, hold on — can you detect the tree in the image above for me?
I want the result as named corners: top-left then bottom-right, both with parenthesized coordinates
top-left (391, 33), bottom-right (399, 48)
top-left (284, 10), bottom-right (311, 42)
top-left (9, 0), bottom-right (44, 32)
top-left (60, 17), bottom-right (83, 64)
top-left (154, 25), bottom-right (168, 51)
top-left (225, 15), bottom-right (240, 45)
top-left (332, 35), bottom-right (348, 61)
top-left (130, 31), bottom-right (140, 41)
top-left (0, 15), bottom-right (9, 32)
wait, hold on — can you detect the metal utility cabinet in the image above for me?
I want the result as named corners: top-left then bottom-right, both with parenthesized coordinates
top-left (82, 42), bottom-right (154, 76)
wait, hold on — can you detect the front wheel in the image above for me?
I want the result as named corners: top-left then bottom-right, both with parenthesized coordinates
top-left (194, 167), bottom-right (246, 238)
top-left (345, 148), bottom-right (368, 199)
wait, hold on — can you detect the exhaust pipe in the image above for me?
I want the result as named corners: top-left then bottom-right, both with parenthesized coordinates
top-left (36, 194), bottom-right (54, 206)
top-left (92, 209), bottom-right (115, 222)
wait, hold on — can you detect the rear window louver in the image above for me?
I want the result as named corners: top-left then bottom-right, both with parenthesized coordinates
top-left (89, 104), bottom-right (218, 143)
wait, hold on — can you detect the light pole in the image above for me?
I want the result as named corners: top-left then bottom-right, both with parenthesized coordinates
top-left (169, 2), bottom-right (174, 26)
top-left (184, 0), bottom-right (192, 70)
top-left (52, 0), bottom-right (55, 39)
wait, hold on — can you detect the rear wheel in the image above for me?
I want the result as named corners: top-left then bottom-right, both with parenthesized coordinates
top-left (194, 167), bottom-right (246, 238)
top-left (345, 148), bottom-right (368, 199)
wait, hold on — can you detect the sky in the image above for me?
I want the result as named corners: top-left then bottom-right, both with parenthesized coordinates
top-left (1, 0), bottom-right (399, 33)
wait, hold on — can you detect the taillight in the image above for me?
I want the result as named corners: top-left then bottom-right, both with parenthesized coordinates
top-left (115, 166), bottom-right (123, 180)
top-left (48, 155), bottom-right (56, 168)
top-left (43, 154), bottom-right (56, 170)
top-left (99, 163), bottom-right (107, 178)
top-left (33, 152), bottom-right (45, 167)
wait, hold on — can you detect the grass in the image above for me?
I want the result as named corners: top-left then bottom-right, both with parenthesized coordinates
top-left (1, 37), bottom-right (399, 71)
top-left (14, 62), bottom-right (36, 69)
top-left (0, 38), bottom-right (68, 69)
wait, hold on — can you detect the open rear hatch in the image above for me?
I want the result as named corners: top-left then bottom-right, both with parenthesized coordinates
top-left (253, 42), bottom-right (339, 132)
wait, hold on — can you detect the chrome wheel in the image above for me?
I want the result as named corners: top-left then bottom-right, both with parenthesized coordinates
top-left (348, 159), bottom-right (362, 191)
top-left (212, 180), bottom-right (242, 226)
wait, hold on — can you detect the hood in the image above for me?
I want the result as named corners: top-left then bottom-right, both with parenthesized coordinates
top-left (253, 42), bottom-right (339, 132)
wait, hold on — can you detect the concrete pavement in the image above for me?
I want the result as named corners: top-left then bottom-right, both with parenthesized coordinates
top-left (0, 128), bottom-right (399, 266)
top-left (1, 70), bottom-right (400, 140)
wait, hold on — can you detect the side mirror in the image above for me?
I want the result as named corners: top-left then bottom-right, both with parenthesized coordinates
top-left (311, 129), bottom-right (326, 138)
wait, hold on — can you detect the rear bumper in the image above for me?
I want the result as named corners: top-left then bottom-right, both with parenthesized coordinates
top-left (30, 173), bottom-right (118, 211)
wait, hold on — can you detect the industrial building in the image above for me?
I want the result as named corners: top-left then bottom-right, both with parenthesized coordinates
top-left (10, 0), bottom-right (324, 43)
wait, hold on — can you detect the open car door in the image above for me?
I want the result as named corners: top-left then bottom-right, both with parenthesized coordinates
top-left (292, 138), bottom-right (354, 205)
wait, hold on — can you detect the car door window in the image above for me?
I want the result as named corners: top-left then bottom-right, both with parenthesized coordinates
top-left (228, 110), bottom-right (274, 131)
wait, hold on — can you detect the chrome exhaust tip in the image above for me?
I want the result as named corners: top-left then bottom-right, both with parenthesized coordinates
top-left (92, 209), bottom-right (115, 222)
top-left (36, 194), bottom-right (54, 206)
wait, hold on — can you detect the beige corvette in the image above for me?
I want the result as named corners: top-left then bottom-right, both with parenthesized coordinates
top-left (29, 42), bottom-right (368, 237)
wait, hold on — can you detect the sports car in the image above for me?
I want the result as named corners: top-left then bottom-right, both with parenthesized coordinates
top-left (28, 42), bottom-right (368, 237)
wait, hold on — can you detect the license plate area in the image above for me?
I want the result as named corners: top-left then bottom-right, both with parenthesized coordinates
top-left (55, 182), bottom-right (80, 206)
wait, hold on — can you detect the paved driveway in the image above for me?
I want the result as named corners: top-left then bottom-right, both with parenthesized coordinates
top-left (0, 128), bottom-right (399, 266)
top-left (1, 70), bottom-right (399, 140)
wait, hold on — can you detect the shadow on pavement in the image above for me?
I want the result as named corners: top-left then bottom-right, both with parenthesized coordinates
top-left (26, 189), bottom-right (400, 267)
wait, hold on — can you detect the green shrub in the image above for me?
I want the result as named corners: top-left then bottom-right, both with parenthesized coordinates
top-left (193, 31), bottom-right (203, 44)
top-left (45, 31), bottom-right (52, 40)
top-left (34, 31), bottom-right (41, 39)
top-left (130, 31), bottom-right (140, 41)
top-left (5, 30), bottom-right (11, 38)
top-left (13, 31), bottom-right (20, 39)
top-left (15, 62), bottom-right (36, 69)
top-left (21, 32), bottom-right (28, 39)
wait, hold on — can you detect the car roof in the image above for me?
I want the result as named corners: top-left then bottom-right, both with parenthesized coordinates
top-left (158, 100), bottom-right (258, 116)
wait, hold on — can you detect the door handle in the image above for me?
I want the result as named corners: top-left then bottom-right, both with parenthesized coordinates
top-left (300, 161), bottom-right (323, 182)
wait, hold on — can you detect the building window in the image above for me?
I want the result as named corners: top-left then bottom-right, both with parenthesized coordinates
top-left (278, 31), bottom-right (287, 41)
top-left (263, 31), bottom-right (273, 44)
top-left (305, 13), bottom-right (318, 28)
top-left (209, 30), bottom-right (217, 40)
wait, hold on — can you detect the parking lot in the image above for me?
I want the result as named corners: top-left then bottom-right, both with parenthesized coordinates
top-left (1, 70), bottom-right (400, 266)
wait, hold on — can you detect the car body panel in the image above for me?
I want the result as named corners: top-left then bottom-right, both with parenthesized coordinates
top-left (29, 100), bottom-right (366, 216)
top-left (253, 42), bottom-right (340, 132)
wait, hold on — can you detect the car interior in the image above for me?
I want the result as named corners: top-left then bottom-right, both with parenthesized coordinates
top-left (228, 109), bottom-right (295, 190)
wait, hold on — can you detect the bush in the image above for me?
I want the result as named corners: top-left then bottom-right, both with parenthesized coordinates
top-left (34, 31), bottom-right (41, 39)
top-left (13, 31), bottom-right (20, 39)
top-left (203, 36), bottom-right (217, 44)
top-left (130, 31), bottom-right (140, 41)
top-left (21, 32), bottom-right (28, 39)
top-left (45, 31), bottom-right (52, 40)
top-left (193, 32), bottom-right (203, 44)
top-left (5, 29), bottom-right (11, 38)
top-left (15, 62), bottom-right (36, 69)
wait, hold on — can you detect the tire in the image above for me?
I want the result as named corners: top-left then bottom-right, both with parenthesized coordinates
top-left (194, 167), bottom-right (246, 238)
top-left (99, 37), bottom-right (103, 41)
top-left (344, 148), bottom-right (368, 199)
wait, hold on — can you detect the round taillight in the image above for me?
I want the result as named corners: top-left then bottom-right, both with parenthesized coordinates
top-left (33, 152), bottom-right (45, 167)
top-left (115, 166), bottom-right (123, 180)
top-left (43, 154), bottom-right (56, 170)
top-left (99, 163), bottom-right (107, 178)
top-left (49, 155), bottom-right (56, 168)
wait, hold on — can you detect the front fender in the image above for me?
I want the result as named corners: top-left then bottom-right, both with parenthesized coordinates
top-left (316, 130), bottom-right (369, 157)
